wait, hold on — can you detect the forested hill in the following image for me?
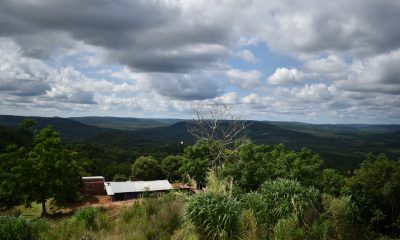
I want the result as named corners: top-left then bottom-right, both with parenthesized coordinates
top-left (1, 115), bottom-right (399, 169)
top-left (70, 116), bottom-right (181, 130)
top-left (0, 115), bottom-right (113, 140)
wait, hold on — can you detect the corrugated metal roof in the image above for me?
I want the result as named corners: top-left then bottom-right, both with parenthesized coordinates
top-left (104, 180), bottom-right (172, 195)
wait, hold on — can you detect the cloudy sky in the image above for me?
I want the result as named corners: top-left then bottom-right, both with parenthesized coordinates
top-left (1, 0), bottom-right (400, 123)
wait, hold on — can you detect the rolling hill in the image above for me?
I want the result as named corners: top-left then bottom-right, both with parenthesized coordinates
top-left (1, 115), bottom-right (399, 169)
top-left (70, 116), bottom-right (181, 130)
top-left (0, 115), bottom-right (113, 140)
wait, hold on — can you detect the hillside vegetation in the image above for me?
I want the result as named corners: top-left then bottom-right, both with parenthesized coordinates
top-left (1, 115), bottom-right (399, 170)
top-left (1, 117), bottom-right (400, 239)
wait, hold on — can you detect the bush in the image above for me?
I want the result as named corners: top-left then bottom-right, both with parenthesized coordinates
top-left (259, 179), bottom-right (319, 223)
top-left (122, 202), bottom-right (147, 223)
top-left (184, 193), bottom-right (240, 240)
top-left (274, 217), bottom-right (306, 240)
top-left (322, 194), bottom-right (360, 239)
top-left (32, 217), bottom-right (50, 237)
top-left (74, 207), bottom-right (98, 230)
top-left (0, 215), bottom-right (34, 240)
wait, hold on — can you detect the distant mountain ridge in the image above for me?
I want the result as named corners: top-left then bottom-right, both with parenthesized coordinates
top-left (1, 115), bottom-right (399, 169)
top-left (0, 115), bottom-right (113, 140)
top-left (70, 116), bottom-right (182, 130)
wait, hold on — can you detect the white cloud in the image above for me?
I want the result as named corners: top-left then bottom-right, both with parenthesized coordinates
top-left (335, 49), bottom-right (400, 94)
top-left (235, 49), bottom-right (258, 63)
top-left (302, 55), bottom-right (348, 80)
top-left (226, 68), bottom-right (261, 89)
top-left (213, 92), bottom-right (239, 105)
top-left (267, 68), bottom-right (303, 85)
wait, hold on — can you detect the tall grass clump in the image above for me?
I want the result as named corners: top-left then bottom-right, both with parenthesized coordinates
top-left (260, 178), bottom-right (319, 222)
top-left (184, 192), bottom-right (240, 240)
top-left (31, 217), bottom-right (50, 238)
top-left (273, 217), bottom-right (306, 240)
top-left (74, 206), bottom-right (99, 230)
top-left (322, 194), bottom-right (360, 239)
top-left (0, 215), bottom-right (34, 240)
top-left (238, 209), bottom-right (260, 240)
top-left (240, 178), bottom-right (319, 238)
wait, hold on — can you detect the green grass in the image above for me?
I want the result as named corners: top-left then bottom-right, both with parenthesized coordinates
top-left (38, 194), bottom-right (184, 240)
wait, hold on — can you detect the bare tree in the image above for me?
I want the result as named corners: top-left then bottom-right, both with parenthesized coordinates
top-left (187, 104), bottom-right (249, 168)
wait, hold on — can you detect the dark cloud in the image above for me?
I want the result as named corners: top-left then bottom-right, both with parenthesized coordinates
top-left (0, 0), bottom-right (232, 72)
top-left (149, 73), bottom-right (222, 100)
top-left (0, 79), bottom-right (50, 96)
top-left (66, 90), bottom-right (96, 104)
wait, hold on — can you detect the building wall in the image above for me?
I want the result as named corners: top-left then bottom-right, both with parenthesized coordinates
top-left (112, 190), bottom-right (169, 201)
top-left (81, 178), bottom-right (106, 195)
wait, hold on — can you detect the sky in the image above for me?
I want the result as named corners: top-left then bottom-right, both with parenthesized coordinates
top-left (0, 0), bottom-right (400, 124)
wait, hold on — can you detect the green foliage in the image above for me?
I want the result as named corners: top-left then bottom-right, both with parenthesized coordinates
top-left (221, 143), bottom-right (323, 191)
top-left (132, 156), bottom-right (164, 180)
top-left (205, 169), bottom-right (234, 197)
top-left (242, 179), bottom-right (319, 227)
top-left (0, 145), bottom-right (26, 209)
top-left (19, 125), bottom-right (82, 215)
top-left (322, 194), bottom-right (360, 240)
top-left (102, 162), bottom-right (131, 181)
top-left (320, 168), bottom-right (344, 196)
top-left (238, 210), bottom-right (261, 240)
top-left (0, 215), bottom-right (34, 240)
top-left (180, 140), bottom-right (224, 186)
top-left (41, 194), bottom-right (184, 240)
top-left (260, 179), bottom-right (319, 222)
top-left (74, 207), bottom-right (99, 230)
top-left (345, 154), bottom-right (400, 236)
top-left (161, 155), bottom-right (184, 182)
top-left (112, 173), bottom-right (128, 181)
top-left (185, 193), bottom-right (240, 240)
top-left (31, 217), bottom-right (50, 237)
top-left (273, 217), bottom-right (306, 240)
top-left (40, 216), bottom-right (86, 240)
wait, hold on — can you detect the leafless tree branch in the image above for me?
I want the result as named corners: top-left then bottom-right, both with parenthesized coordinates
top-left (187, 103), bottom-right (249, 168)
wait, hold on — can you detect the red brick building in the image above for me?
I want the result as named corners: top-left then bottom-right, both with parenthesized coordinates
top-left (81, 176), bottom-right (106, 195)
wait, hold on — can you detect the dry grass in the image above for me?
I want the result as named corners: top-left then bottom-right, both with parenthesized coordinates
top-left (38, 193), bottom-right (185, 240)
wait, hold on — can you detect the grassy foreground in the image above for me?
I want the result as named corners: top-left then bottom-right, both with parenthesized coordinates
top-left (0, 194), bottom-right (184, 240)
top-left (43, 195), bottom-right (183, 240)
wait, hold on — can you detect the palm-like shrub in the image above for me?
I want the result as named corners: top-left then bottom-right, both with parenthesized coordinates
top-left (260, 178), bottom-right (319, 221)
top-left (184, 193), bottom-right (240, 240)
top-left (74, 207), bottom-right (98, 230)
top-left (242, 178), bottom-right (319, 227)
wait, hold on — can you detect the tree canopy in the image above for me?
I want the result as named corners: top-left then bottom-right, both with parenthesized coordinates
top-left (131, 156), bottom-right (164, 180)
top-left (20, 126), bottom-right (82, 215)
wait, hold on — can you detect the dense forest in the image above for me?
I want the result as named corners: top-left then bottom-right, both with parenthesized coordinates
top-left (0, 116), bottom-right (400, 239)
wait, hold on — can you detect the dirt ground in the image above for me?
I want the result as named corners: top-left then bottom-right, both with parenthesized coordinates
top-left (72, 195), bottom-right (137, 209)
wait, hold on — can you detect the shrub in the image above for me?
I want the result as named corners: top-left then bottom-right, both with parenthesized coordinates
top-left (0, 215), bottom-right (34, 240)
top-left (122, 202), bottom-right (147, 223)
top-left (259, 178), bottom-right (319, 223)
top-left (274, 217), bottom-right (306, 240)
top-left (322, 194), bottom-right (360, 239)
top-left (184, 193), bottom-right (240, 240)
top-left (239, 209), bottom-right (260, 240)
top-left (32, 217), bottom-right (50, 237)
top-left (74, 207), bottom-right (98, 230)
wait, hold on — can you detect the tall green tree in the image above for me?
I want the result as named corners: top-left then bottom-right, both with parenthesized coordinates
top-left (221, 143), bottom-right (323, 191)
top-left (345, 154), bottom-right (400, 236)
top-left (0, 145), bottom-right (26, 209)
top-left (131, 156), bottom-right (164, 180)
top-left (161, 155), bottom-right (184, 182)
top-left (20, 126), bottom-right (82, 216)
top-left (179, 140), bottom-right (224, 186)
